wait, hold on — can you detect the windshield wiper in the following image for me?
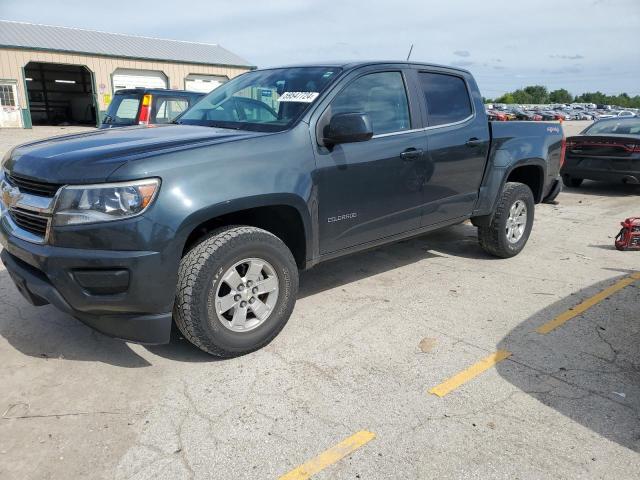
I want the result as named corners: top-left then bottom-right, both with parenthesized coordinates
top-left (211, 124), bottom-right (243, 130)
top-left (206, 121), bottom-right (244, 130)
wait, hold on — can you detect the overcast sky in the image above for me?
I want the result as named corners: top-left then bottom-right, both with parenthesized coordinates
top-left (1, 0), bottom-right (638, 97)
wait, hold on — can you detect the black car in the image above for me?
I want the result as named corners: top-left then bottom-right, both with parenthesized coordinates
top-left (101, 88), bottom-right (204, 128)
top-left (561, 117), bottom-right (640, 187)
top-left (536, 111), bottom-right (557, 121)
top-left (511, 109), bottom-right (537, 121)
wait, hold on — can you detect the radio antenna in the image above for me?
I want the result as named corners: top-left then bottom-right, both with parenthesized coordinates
top-left (406, 44), bottom-right (414, 61)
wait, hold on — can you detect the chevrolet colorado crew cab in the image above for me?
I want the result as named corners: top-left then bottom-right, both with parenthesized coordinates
top-left (0, 62), bottom-right (564, 357)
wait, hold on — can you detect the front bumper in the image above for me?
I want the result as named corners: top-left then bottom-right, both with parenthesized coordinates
top-left (0, 230), bottom-right (173, 344)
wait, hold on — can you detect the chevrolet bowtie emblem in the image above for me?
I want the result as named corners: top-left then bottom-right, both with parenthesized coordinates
top-left (1, 181), bottom-right (21, 208)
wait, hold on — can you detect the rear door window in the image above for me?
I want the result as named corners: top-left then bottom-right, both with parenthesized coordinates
top-left (419, 72), bottom-right (472, 126)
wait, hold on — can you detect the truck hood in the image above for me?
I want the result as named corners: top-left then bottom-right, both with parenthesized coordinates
top-left (4, 125), bottom-right (269, 184)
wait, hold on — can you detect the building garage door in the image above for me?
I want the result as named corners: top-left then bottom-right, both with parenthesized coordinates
top-left (25, 62), bottom-right (96, 126)
top-left (112, 69), bottom-right (168, 92)
top-left (185, 74), bottom-right (227, 93)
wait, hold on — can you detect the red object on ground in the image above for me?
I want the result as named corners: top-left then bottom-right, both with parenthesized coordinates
top-left (615, 217), bottom-right (640, 251)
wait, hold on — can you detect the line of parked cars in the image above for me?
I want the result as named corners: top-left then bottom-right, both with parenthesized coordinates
top-left (486, 103), bottom-right (638, 122)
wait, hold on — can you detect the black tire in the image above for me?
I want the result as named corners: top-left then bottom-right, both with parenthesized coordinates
top-left (478, 182), bottom-right (535, 258)
top-left (562, 175), bottom-right (583, 188)
top-left (174, 226), bottom-right (298, 357)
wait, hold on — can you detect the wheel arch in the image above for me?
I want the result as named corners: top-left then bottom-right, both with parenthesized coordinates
top-left (178, 194), bottom-right (312, 269)
top-left (504, 160), bottom-right (546, 203)
top-left (472, 157), bottom-right (546, 227)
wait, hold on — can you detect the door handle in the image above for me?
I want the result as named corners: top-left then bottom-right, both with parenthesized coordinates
top-left (400, 148), bottom-right (423, 161)
top-left (466, 137), bottom-right (483, 147)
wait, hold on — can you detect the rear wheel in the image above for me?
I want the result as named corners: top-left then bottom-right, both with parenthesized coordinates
top-left (562, 175), bottom-right (583, 188)
top-left (478, 182), bottom-right (535, 258)
top-left (174, 226), bottom-right (298, 357)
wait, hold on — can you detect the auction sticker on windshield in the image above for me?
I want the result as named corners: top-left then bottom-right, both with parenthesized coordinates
top-left (278, 92), bottom-right (319, 103)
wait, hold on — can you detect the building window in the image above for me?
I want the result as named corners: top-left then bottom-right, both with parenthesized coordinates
top-left (0, 85), bottom-right (16, 107)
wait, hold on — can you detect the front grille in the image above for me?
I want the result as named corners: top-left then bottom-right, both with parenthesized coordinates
top-left (9, 208), bottom-right (49, 237)
top-left (6, 173), bottom-right (62, 197)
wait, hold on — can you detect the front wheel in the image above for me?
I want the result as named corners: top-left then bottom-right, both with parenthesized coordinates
top-left (478, 182), bottom-right (535, 258)
top-left (174, 226), bottom-right (299, 357)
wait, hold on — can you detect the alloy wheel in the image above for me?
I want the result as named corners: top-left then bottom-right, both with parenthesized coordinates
top-left (214, 257), bottom-right (279, 332)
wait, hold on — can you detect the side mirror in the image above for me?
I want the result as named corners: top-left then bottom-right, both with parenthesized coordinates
top-left (323, 113), bottom-right (373, 146)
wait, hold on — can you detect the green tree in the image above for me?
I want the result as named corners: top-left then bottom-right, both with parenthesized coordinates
top-left (511, 89), bottom-right (534, 104)
top-left (495, 92), bottom-right (515, 104)
top-left (549, 88), bottom-right (573, 104)
top-left (493, 87), bottom-right (640, 108)
top-left (574, 91), bottom-right (607, 104)
top-left (523, 85), bottom-right (549, 104)
top-left (615, 93), bottom-right (631, 107)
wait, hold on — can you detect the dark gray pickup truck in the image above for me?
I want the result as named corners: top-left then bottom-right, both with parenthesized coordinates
top-left (0, 62), bottom-right (564, 356)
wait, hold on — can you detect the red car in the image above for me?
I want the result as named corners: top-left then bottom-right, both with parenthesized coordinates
top-left (487, 110), bottom-right (508, 121)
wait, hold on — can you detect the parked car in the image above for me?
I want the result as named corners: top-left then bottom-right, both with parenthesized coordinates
top-left (511, 109), bottom-right (536, 121)
top-left (517, 110), bottom-right (543, 121)
top-left (0, 61), bottom-right (564, 356)
top-left (487, 109), bottom-right (508, 121)
top-left (617, 110), bottom-right (636, 118)
top-left (575, 112), bottom-right (594, 120)
top-left (536, 111), bottom-right (559, 121)
top-left (561, 117), bottom-right (640, 187)
top-left (101, 88), bottom-right (204, 128)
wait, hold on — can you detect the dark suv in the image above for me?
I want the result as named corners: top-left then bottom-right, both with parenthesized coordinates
top-left (101, 88), bottom-right (204, 128)
top-left (1, 62), bottom-right (563, 357)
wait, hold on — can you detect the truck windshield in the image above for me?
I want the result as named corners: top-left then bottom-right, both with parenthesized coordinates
top-left (176, 67), bottom-right (342, 132)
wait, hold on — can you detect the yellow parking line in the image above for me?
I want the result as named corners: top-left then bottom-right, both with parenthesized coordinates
top-left (428, 350), bottom-right (512, 398)
top-left (279, 430), bottom-right (376, 480)
top-left (536, 272), bottom-right (640, 335)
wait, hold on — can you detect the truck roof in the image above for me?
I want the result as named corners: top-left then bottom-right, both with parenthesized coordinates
top-left (114, 88), bottom-right (204, 96)
top-left (261, 61), bottom-right (472, 75)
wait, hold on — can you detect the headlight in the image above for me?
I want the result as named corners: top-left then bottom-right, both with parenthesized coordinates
top-left (53, 178), bottom-right (160, 226)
